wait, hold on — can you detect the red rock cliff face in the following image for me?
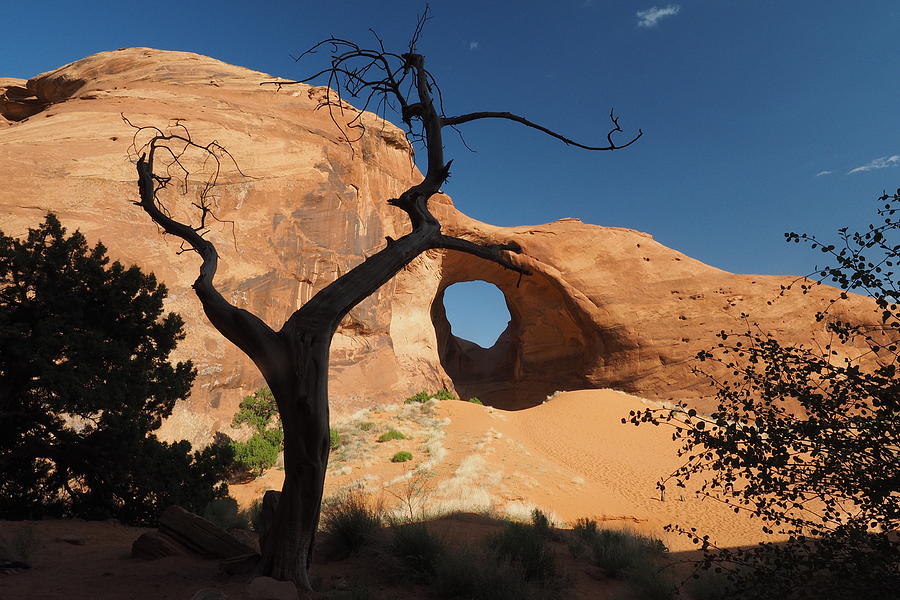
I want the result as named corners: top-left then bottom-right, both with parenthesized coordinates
top-left (0, 49), bottom-right (879, 440)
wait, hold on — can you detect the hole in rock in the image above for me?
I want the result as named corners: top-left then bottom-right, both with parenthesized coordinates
top-left (431, 253), bottom-right (599, 411)
top-left (441, 281), bottom-right (511, 349)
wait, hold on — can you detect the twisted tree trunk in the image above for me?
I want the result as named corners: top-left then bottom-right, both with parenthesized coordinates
top-left (131, 38), bottom-right (636, 587)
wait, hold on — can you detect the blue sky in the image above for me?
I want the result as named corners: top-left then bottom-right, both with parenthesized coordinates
top-left (3, 1), bottom-right (898, 346)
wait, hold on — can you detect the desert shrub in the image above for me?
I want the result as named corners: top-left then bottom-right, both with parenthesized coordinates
top-left (433, 389), bottom-right (455, 400)
top-left (580, 528), bottom-right (666, 579)
top-left (357, 421), bottom-right (375, 431)
top-left (231, 428), bottom-right (283, 476)
top-left (573, 517), bottom-right (599, 542)
top-left (391, 451), bottom-right (413, 463)
top-left (389, 522), bottom-right (444, 578)
top-left (0, 525), bottom-right (38, 564)
top-left (325, 585), bottom-right (372, 600)
top-left (434, 547), bottom-right (533, 600)
top-left (320, 490), bottom-right (382, 558)
top-left (202, 497), bottom-right (248, 530)
top-left (489, 521), bottom-right (559, 583)
top-left (627, 564), bottom-right (675, 600)
top-left (0, 214), bottom-right (231, 525)
top-left (468, 397), bottom-right (484, 405)
top-left (685, 568), bottom-right (731, 600)
top-left (241, 498), bottom-right (264, 533)
top-left (377, 429), bottom-right (407, 442)
top-left (330, 428), bottom-right (342, 450)
top-left (530, 508), bottom-right (555, 539)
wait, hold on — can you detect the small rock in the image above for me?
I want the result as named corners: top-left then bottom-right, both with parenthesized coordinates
top-left (247, 576), bottom-right (298, 600)
top-left (56, 536), bottom-right (87, 545)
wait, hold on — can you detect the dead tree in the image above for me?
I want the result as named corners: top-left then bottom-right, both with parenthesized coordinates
top-left (130, 23), bottom-right (640, 589)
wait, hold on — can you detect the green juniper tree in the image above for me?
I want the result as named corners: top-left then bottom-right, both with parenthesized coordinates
top-left (0, 214), bottom-right (231, 525)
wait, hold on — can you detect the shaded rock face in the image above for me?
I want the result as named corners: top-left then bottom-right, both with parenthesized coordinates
top-left (0, 49), bottom-right (881, 439)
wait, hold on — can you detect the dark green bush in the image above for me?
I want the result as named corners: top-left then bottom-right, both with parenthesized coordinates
top-left (391, 450), bottom-right (412, 462)
top-left (228, 387), bottom-right (284, 477)
top-left (468, 397), bottom-right (484, 405)
top-left (391, 451), bottom-right (413, 463)
top-left (231, 428), bottom-right (283, 476)
top-left (231, 388), bottom-right (278, 432)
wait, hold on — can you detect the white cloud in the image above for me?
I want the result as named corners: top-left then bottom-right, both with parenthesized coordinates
top-left (637, 4), bottom-right (681, 28)
top-left (468, 41), bottom-right (479, 51)
top-left (848, 155), bottom-right (900, 174)
top-left (816, 170), bottom-right (832, 177)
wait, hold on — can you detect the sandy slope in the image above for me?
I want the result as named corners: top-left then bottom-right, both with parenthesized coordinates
top-left (234, 389), bottom-right (770, 552)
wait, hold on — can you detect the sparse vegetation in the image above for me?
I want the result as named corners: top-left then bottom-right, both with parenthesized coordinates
top-left (391, 451), bottom-right (413, 463)
top-left (377, 429), bottom-right (407, 443)
top-left (320, 490), bottom-right (383, 558)
top-left (404, 389), bottom-right (455, 404)
top-left (330, 428), bottom-right (342, 450)
top-left (468, 397), bottom-right (484, 405)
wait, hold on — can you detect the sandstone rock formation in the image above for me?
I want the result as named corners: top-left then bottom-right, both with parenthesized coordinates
top-left (0, 49), bottom-right (879, 441)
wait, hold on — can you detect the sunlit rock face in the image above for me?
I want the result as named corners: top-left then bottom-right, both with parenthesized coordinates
top-left (0, 49), bottom-right (879, 440)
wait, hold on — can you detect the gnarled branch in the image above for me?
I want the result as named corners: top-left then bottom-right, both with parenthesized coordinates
top-left (441, 108), bottom-right (642, 151)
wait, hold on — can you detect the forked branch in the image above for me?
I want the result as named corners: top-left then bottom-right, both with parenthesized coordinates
top-left (126, 117), bottom-right (280, 366)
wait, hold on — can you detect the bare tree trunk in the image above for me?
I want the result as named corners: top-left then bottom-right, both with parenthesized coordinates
top-left (255, 335), bottom-right (331, 589)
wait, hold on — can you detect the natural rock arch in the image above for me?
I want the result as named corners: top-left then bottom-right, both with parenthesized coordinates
top-left (431, 250), bottom-right (600, 409)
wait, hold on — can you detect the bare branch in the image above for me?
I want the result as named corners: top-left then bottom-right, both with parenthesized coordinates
top-left (126, 117), bottom-right (281, 367)
top-left (441, 109), bottom-right (643, 151)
